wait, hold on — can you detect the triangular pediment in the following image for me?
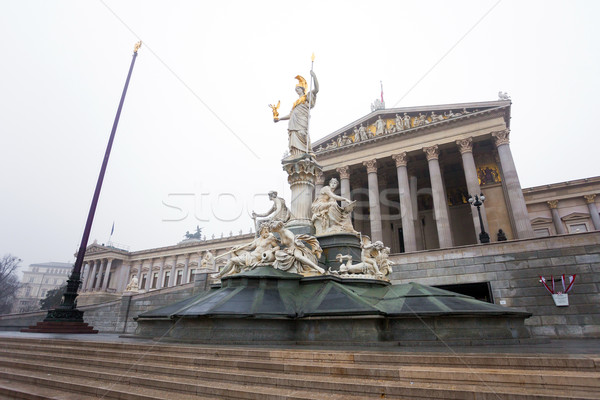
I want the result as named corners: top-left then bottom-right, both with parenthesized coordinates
top-left (531, 217), bottom-right (553, 225)
top-left (561, 212), bottom-right (590, 221)
top-left (312, 100), bottom-right (510, 154)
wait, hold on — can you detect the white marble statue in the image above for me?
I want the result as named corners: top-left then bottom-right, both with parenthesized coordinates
top-left (214, 224), bottom-right (280, 278)
top-left (444, 110), bottom-right (456, 119)
top-left (274, 71), bottom-right (319, 157)
top-left (125, 275), bottom-right (139, 292)
top-left (374, 116), bottom-right (385, 136)
top-left (402, 113), bottom-right (411, 130)
top-left (498, 91), bottom-right (511, 100)
top-left (269, 221), bottom-right (325, 275)
top-left (329, 236), bottom-right (391, 280)
top-left (311, 178), bottom-right (357, 235)
top-left (358, 123), bottom-right (369, 141)
top-left (200, 250), bottom-right (216, 270)
top-left (430, 111), bottom-right (443, 122)
top-left (395, 114), bottom-right (403, 131)
top-left (252, 191), bottom-right (290, 235)
top-left (341, 133), bottom-right (351, 146)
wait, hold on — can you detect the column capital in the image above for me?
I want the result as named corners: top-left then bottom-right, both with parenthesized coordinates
top-left (584, 194), bottom-right (597, 204)
top-left (336, 166), bottom-right (350, 180)
top-left (392, 152), bottom-right (408, 167)
top-left (456, 137), bottom-right (473, 154)
top-left (423, 145), bottom-right (439, 161)
top-left (492, 129), bottom-right (510, 147)
top-left (315, 169), bottom-right (325, 185)
top-left (363, 159), bottom-right (378, 174)
top-left (547, 200), bottom-right (559, 209)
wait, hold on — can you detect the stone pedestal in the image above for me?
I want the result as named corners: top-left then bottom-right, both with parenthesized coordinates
top-left (316, 233), bottom-right (362, 270)
top-left (282, 154), bottom-right (322, 236)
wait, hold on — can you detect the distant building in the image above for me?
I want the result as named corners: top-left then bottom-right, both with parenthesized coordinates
top-left (13, 262), bottom-right (72, 313)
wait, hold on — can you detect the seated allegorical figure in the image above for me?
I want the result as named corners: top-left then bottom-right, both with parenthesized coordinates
top-left (213, 223), bottom-right (280, 279)
top-left (268, 221), bottom-right (325, 275)
top-left (125, 275), bottom-right (139, 292)
top-left (311, 178), bottom-right (357, 236)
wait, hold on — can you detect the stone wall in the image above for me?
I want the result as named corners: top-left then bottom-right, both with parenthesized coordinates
top-left (0, 274), bottom-right (213, 334)
top-left (389, 231), bottom-right (600, 338)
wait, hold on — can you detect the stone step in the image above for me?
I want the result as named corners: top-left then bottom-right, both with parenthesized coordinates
top-left (0, 377), bottom-right (98, 400)
top-left (1, 350), bottom-right (599, 400)
top-left (3, 337), bottom-right (598, 371)
top-left (0, 358), bottom-right (378, 400)
top-left (0, 368), bottom-right (218, 400)
top-left (2, 346), bottom-right (599, 394)
top-left (21, 321), bottom-right (98, 334)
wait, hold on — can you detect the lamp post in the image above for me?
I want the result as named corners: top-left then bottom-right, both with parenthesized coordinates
top-left (21, 42), bottom-right (142, 334)
top-left (469, 193), bottom-right (490, 244)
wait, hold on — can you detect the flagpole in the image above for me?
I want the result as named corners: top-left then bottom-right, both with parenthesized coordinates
top-left (306, 53), bottom-right (315, 155)
top-left (39, 42), bottom-right (142, 330)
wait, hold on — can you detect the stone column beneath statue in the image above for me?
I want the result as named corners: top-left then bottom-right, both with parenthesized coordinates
top-left (547, 200), bottom-right (565, 234)
top-left (584, 195), bottom-right (600, 230)
top-left (282, 156), bottom-right (322, 234)
top-left (363, 159), bottom-right (383, 243)
top-left (336, 166), bottom-right (351, 207)
top-left (493, 130), bottom-right (534, 239)
top-left (457, 137), bottom-right (489, 241)
top-left (424, 145), bottom-right (453, 248)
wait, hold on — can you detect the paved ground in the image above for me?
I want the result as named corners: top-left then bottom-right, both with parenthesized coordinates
top-left (1, 330), bottom-right (599, 355)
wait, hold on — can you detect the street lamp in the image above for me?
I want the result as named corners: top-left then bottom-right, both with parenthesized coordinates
top-left (468, 193), bottom-right (490, 244)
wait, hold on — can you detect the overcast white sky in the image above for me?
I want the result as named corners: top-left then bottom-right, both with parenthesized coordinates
top-left (1, 0), bottom-right (599, 270)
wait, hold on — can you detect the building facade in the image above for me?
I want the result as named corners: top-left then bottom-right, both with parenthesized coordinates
top-left (13, 262), bottom-right (72, 313)
top-left (78, 99), bottom-right (599, 305)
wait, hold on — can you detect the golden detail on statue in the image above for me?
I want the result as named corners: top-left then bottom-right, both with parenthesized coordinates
top-left (269, 101), bottom-right (281, 121)
top-left (134, 41), bottom-right (142, 53)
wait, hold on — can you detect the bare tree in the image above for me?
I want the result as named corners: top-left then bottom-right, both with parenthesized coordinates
top-left (0, 254), bottom-right (22, 314)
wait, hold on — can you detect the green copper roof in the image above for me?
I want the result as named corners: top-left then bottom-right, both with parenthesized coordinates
top-left (137, 267), bottom-right (530, 320)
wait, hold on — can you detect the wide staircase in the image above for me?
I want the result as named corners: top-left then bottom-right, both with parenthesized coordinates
top-left (0, 337), bottom-right (598, 399)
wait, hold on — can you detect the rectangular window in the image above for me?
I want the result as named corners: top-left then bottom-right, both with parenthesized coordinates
top-left (568, 223), bottom-right (588, 233)
top-left (534, 228), bottom-right (550, 237)
top-left (151, 272), bottom-right (158, 289)
top-left (176, 270), bottom-right (183, 285)
top-left (140, 274), bottom-right (147, 289)
top-left (164, 271), bottom-right (171, 287)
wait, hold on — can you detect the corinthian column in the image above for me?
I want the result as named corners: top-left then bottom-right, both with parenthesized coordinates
top-left (492, 130), bottom-right (534, 238)
top-left (584, 195), bottom-right (600, 230)
top-left (547, 200), bottom-right (565, 234)
top-left (157, 257), bottom-right (165, 289)
top-left (423, 145), bottom-right (453, 248)
top-left (102, 259), bottom-right (113, 291)
top-left (86, 260), bottom-right (97, 291)
top-left (457, 137), bottom-right (489, 241)
top-left (95, 259), bottom-right (106, 291)
top-left (363, 159), bottom-right (383, 242)
top-left (392, 153), bottom-right (417, 252)
top-left (336, 166), bottom-right (351, 207)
